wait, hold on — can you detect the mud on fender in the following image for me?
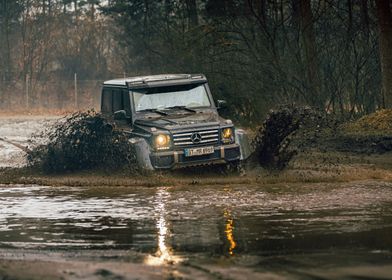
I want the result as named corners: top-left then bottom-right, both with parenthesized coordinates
top-left (235, 129), bottom-right (253, 161)
top-left (129, 138), bottom-right (154, 170)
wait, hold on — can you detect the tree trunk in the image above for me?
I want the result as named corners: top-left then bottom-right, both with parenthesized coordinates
top-left (347, 0), bottom-right (352, 36)
top-left (257, 0), bottom-right (267, 24)
top-left (1, 0), bottom-right (13, 81)
top-left (90, 2), bottom-right (95, 21)
top-left (376, 0), bottom-right (392, 108)
top-left (42, 0), bottom-right (46, 15)
top-left (361, 0), bottom-right (369, 31)
top-left (74, 0), bottom-right (78, 22)
top-left (186, 0), bottom-right (198, 26)
top-left (299, 0), bottom-right (321, 108)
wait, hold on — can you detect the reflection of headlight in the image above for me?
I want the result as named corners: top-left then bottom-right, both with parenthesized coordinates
top-left (222, 128), bottom-right (234, 144)
top-left (154, 134), bottom-right (171, 150)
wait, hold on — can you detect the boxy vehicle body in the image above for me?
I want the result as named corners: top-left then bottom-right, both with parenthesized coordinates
top-left (101, 74), bottom-right (251, 170)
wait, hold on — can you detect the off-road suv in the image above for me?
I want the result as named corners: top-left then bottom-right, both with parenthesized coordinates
top-left (101, 74), bottom-right (250, 170)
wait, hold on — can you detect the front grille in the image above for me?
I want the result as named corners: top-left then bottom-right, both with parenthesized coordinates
top-left (172, 128), bottom-right (219, 147)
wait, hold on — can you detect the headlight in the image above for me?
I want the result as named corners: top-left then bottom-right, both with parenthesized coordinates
top-left (221, 127), bottom-right (234, 144)
top-left (154, 134), bottom-right (171, 150)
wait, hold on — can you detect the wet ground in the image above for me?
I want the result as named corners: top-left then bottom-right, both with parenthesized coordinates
top-left (2, 117), bottom-right (392, 279)
top-left (0, 116), bottom-right (58, 168)
top-left (1, 182), bottom-right (392, 279)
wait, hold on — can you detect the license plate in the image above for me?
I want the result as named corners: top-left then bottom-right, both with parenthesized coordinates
top-left (184, 146), bottom-right (214, 157)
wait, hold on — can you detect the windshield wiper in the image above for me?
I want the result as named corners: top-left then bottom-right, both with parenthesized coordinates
top-left (164, 106), bottom-right (196, 113)
top-left (139, 109), bottom-right (168, 116)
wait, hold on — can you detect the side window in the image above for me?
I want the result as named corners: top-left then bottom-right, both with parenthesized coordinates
top-left (102, 87), bottom-right (130, 117)
top-left (101, 89), bottom-right (112, 114)
top-left (112, 89), bottom-right (123, 112)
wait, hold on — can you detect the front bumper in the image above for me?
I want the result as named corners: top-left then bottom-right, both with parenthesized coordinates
top-left (150, 144), bottom-right (240, 169)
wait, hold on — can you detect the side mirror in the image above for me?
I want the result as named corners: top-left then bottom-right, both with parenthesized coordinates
top-left (217, 100), bottom-right (227, 110)
top-left (114, 110), bottom-right (127, 120)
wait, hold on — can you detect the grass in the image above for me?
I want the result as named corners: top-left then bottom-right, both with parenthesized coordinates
top-left (341, 109), bottom-right (392, 136)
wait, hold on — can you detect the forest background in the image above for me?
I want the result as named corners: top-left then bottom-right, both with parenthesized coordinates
top-left (1, 0), bottom-right (392, 126)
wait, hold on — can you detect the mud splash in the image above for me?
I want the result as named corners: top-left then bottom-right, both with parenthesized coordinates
top-left (252, 107), bottom-right (392, 170)
top-left (27, 111), bottom-right (138, 173)
top-left (0, 117), bottom-right (56, 168)
top-left (252, 106), bottom-right (335, 169)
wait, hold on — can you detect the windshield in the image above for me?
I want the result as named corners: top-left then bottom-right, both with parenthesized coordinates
top-left (132, 84), bottom-right (211, 112)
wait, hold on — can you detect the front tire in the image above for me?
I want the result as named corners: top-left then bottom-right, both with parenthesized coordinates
top-left (226, 160), bottom-right (244, 175)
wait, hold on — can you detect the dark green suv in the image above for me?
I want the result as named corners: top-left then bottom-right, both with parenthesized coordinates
top-left (101, 74), bottom-right (250, 170)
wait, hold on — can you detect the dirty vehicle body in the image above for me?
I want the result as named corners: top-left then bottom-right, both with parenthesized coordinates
top-left (101, 74), bottom-right (251, 170)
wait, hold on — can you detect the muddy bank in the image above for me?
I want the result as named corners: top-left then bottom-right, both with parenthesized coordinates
top-left (0, 249), bottom-right (287, 280)
top-left (2, 148), bottom-right (392, 187)
top-left (2, 109), bottom-right (392, 186)
top-left (3, 249), bottom-right (392, 280)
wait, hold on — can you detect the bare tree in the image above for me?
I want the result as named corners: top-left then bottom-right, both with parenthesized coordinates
top-left (298, 0), bottom-right (321, 107)
top-left (186, 0), bottom-right (198, 26)
top-left (376, 0), bottom-right (392, 108)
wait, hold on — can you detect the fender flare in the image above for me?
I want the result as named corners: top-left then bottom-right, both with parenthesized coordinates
top-left (129, 137), bottom-right (154, 171)
top-left (235, 129), bottom-right (253, 160)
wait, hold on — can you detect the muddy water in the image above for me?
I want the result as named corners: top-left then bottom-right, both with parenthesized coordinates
top-left (0, 117), bottom-right (58, 167)
top-left (1, 182), bottom-right (392, 276)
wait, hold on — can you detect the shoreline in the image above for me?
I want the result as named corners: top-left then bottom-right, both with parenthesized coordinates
top-left (2, 150), bottom-right (392, 187)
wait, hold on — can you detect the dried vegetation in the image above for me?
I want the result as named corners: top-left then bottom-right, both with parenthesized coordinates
top-left (342, 109), bottom-right (392, 135)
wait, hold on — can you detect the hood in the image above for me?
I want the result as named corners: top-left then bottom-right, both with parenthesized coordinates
top-left (134, 112), bottom-right (224, 130)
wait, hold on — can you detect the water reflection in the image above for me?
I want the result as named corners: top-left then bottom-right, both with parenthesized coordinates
top-left (2, 182), bottom-right (392, 266)
top-left (224, 210), bottom-right (236, 256)
top-left (145, 187), bottom-right (183, 265)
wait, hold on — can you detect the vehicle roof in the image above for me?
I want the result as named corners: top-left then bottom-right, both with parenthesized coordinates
top-left (103, 74), bottom-right (207, 87)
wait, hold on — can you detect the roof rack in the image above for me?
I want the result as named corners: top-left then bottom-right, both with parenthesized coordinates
top-left (126, 74), bottom-right (206, 89)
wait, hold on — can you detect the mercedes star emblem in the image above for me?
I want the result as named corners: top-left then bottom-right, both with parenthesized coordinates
top-left (190, 133), bottom-right (202, 144)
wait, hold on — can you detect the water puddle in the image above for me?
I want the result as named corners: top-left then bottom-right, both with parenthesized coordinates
top-left (1, 182), bottom-right (392, 262)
